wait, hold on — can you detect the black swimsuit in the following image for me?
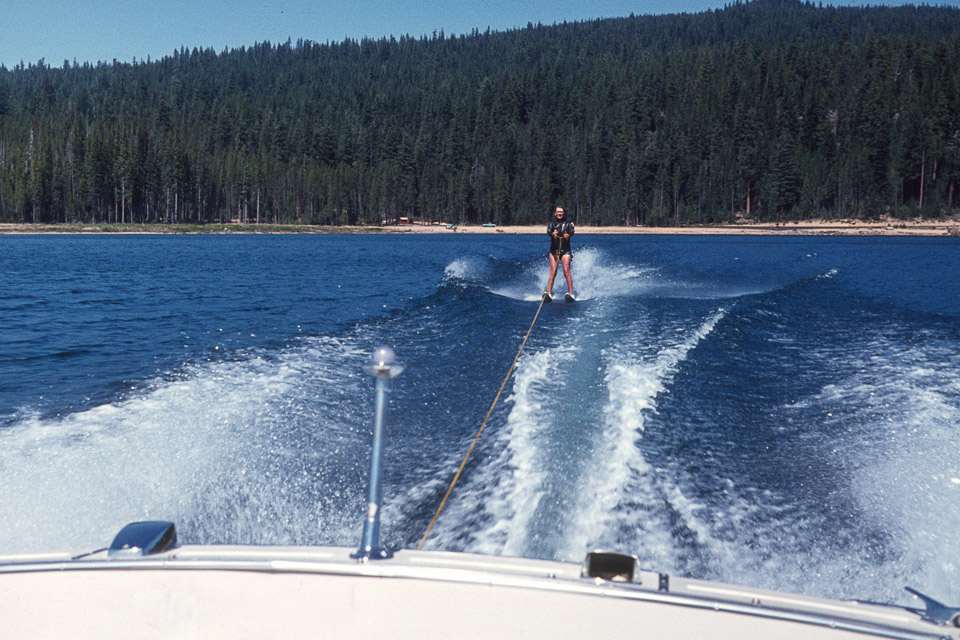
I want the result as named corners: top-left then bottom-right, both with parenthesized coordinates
top-left (547, 220), bottom-right (575, 256)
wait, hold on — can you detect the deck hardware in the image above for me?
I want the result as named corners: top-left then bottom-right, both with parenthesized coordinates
top-left (905, 587), bottom-right (960, 626)
top-left (582, 551), bottom-right (638, 583)
top-left (659, 573), bottom-right (670, 592)
top-left (353, 347), bottom-right (403, 561)
top-left (108, 521), bottom-right (178, 558)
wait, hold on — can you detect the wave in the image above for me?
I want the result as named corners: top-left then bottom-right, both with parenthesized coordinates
top-left (560, 310), bottom-right (726, 562)
top-left (442, 255), bottom-right (495, 284)
top-left (0, 336), bottom-right (372, 553)
top-left (788, 330), bottom-right (960, 602)
top-left (419, 296), bottom-right (728, 561)
top-left (598, 290), bottom-right (960, 604)
top-left (483, 248), bottom-right (656, 302)
top-left (475, 247), bottom-right (789, 303)
top-left (449, 343), bottom-right (582, 556)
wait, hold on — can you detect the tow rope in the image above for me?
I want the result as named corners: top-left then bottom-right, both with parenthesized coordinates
top-left (417, 293), bottom-right (549, 549)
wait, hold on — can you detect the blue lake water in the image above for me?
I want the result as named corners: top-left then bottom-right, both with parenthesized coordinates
top-left (1, 233), bottom-right (958, 605)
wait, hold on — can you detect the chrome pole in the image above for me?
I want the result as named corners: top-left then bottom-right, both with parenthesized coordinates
top-left (353, 346), bottom-right (403, 561)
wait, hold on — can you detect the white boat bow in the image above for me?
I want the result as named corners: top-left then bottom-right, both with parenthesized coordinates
top-left (0, 520), bottom-right (957, 639)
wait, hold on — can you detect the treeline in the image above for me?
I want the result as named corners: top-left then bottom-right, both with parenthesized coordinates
top-left (1, 0), bottom-right (959, 226)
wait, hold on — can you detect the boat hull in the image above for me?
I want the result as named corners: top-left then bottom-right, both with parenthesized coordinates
top-left (1, 545), bottom-right (953, 639)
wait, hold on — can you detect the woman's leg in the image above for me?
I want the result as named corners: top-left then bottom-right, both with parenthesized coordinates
top-left (547, 253), bottom-right (560, 294)
top-left (561, 253), bottom-right (574, 294)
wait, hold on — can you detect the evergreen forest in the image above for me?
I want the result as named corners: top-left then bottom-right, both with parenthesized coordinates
top-left (1, 0), bottom-right (959, 227)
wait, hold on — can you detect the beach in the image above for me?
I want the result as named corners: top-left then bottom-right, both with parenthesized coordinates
top-left (1, 219), bottom-right (958, 236)
top-left (395, 219), bottom-right (960, 236)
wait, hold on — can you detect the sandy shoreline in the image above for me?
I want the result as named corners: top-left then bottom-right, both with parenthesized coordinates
top-left (389, 220), bottom-right (960, 236)
top-left (1, 220), bottom-right (958, 236)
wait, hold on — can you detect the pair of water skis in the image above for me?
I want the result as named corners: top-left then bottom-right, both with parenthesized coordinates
top-left (542, 292), bottom-right (576, 303)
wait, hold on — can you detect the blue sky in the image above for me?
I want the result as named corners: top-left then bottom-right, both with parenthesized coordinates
top-left (0, 0), bottom-right (944, 69)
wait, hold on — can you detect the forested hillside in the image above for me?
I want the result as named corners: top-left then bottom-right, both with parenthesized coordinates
top-left (1, 0), bottom-right (958, 226)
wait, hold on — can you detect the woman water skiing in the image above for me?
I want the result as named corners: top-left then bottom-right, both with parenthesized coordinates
top-left (545, 205), bottom-right (575, 301)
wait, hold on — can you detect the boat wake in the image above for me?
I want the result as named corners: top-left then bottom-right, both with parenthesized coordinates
top-left (420, 284), bottom-right (728, 564)
top-left (414, 263), bottom-right (960, 605)
top-left (0, 336), bottom-right (374, 553)
top-left (2, 242), bottom-right (958, 608)
top-left (442, 248), bottom-right (657, 302)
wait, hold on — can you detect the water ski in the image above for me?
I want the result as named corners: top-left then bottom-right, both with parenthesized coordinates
top-left (542, 291), bottom-right (553, 302)
top-left (564, 293), bottom-right (576, 303)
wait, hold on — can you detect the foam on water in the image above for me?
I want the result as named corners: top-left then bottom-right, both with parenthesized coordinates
top-left (810, 333), bottom-right (960, 601)
top-left (444, 344), bottom-right (580, 556)
top-left (421, 284), bottom-right (730, 564)
top-left (560, 310), bottom-right (726, 563)
top-left (611, 309), bottom-right (960, 604)
top-left (415, 293), bottom-right (614, 555)
top-left (443, 255), bottom-right (493, 283)
top-left (481, 247), bottom-right (776, 303)
top-left (486, 247), bottom-right (656, 301)
top-left (0, 336), bottom-right (371, 553)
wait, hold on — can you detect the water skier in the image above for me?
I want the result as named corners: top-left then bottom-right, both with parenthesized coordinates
top-left (545, 205), bottom-right (575, 302)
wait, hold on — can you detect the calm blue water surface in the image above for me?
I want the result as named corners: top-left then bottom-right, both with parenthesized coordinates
top-left (1, 233), bottom-right (958, 605)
